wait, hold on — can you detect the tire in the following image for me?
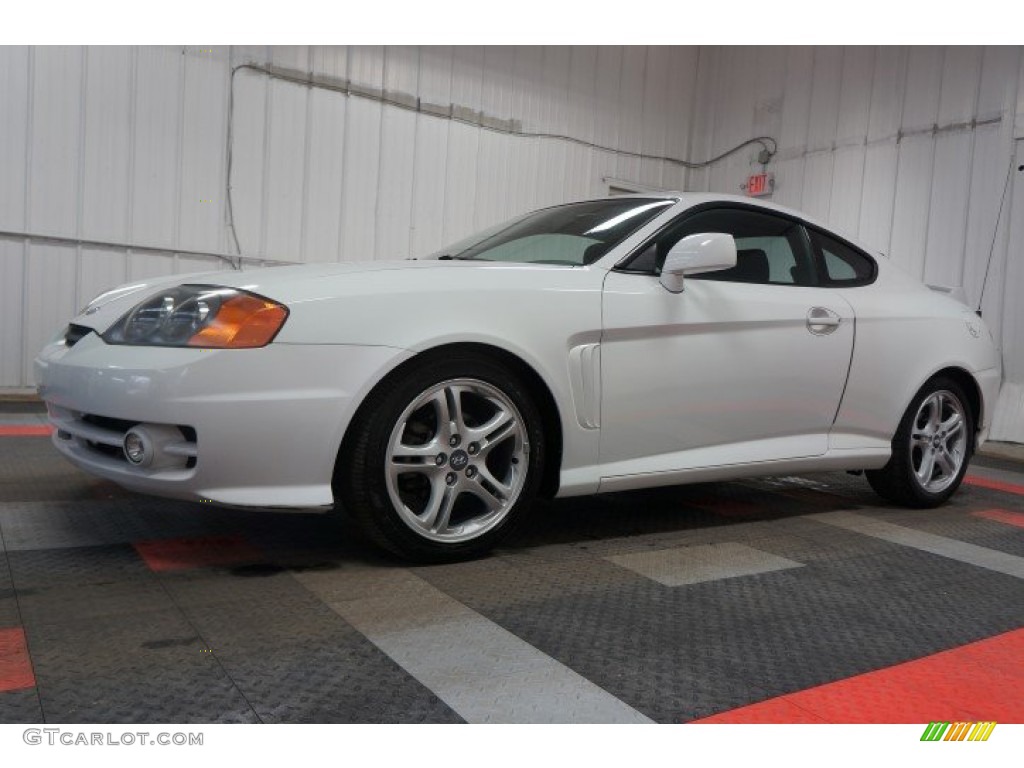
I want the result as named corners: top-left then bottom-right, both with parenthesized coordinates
top-left (866, 376), bottom-right (974, 508)
top-left (335, 353), bottom-right (545, 562)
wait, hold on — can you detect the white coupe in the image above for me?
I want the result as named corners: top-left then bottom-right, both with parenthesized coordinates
top-left (35, 193), bottom-right (1002, 560)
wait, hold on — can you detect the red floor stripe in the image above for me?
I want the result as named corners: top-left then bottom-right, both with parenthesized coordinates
top-left (965, 475), bottom-right (1024, 496)
top-left (134, 536), bottom-right (263, 572)
top-left (972, 508), bottom-right (1024, 529)
top-left (692, 628), bottom-right (1024, 724)
top-left (0, 627), bottom-right (35, 693)
top-left (0, 425), bottom-right (52, 437)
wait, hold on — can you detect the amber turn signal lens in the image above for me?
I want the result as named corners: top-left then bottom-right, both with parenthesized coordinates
top-left (187, 295), bottom-right (288, 348)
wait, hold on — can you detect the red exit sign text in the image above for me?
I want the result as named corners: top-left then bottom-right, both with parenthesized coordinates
top-left (745, 172), bottom-right (774, 197)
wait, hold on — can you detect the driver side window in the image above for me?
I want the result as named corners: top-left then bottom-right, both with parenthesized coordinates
top-left (628, 207), bottom-right (817, 287)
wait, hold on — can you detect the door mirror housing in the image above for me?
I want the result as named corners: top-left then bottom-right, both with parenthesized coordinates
top-left (658, 233), bottom-right (737, 293)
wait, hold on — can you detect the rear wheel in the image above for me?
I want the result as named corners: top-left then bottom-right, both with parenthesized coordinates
top-left (336, 354), bottom-right (544, 562)
top-left (866, 376), bottom-right (974, 507)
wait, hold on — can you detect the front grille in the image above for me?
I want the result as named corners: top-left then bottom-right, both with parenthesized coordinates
top-left (82, 413), bottom-right (139, 434)
top-left (65, 324), bottom-right (93, 347)
top-left (86, 439), bottom-right (126, 462)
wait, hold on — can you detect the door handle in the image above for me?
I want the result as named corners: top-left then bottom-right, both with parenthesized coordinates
top-left (807, 307), bottom-right (841, 335)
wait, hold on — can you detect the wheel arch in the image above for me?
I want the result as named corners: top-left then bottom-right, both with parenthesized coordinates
top-left (335, 341), bottom-right (565, 499)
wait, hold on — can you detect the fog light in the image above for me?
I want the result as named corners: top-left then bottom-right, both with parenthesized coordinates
top-left (124, 431), bottom-right (146, 465)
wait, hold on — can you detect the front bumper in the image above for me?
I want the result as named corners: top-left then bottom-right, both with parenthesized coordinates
top-left (34, 331), bottom-right (407, 508)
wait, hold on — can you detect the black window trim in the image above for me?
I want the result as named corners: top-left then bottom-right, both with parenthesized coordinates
top-left (614, 200), bottom-right (879, 289)
top-left (804, 223), bottom-right (879, 288)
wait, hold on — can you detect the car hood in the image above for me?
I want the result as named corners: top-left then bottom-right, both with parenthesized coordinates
top-left (68, 259), bottom-right (586, 334)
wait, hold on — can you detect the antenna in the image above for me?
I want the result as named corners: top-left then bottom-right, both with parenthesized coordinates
top-left (977, 154), bottom-right (1022, 316)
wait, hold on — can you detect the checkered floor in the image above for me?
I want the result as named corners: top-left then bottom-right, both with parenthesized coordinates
top-left (1, 403), bottom-right (1022, 723)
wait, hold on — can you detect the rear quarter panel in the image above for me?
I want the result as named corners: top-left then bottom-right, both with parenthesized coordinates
top-left (831, 259), bottom-right (1001, 449)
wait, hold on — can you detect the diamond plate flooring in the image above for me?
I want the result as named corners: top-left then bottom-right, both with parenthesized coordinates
top-left (1, 406), bottom-right (1022, 723)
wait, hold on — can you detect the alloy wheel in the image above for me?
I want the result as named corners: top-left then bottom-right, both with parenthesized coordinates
top-left (908, 389), bottom-right (967, 494)
top-left (384, 378), bottom-right (529, 542)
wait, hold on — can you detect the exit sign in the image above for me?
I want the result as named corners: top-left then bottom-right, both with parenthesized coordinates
top-left (745, 172), bottom-right (774, 197)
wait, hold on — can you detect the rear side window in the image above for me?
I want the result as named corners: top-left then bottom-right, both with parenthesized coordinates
top-left (809, 230), bottom-right (876, 286)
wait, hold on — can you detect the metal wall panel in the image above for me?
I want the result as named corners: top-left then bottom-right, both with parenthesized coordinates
top-left (263, 48), bottom-right (309, 262)
top-left (178, 47), bottom-right (228, 254)
top-left (668, 47), bottom-right (701, 178)
top-left (807, 47), bottom-right (843, 152)
top-left (375, 46), bottom-right (419, 260)
top-left (475, 47), bottom-right (516, 227)
top-left (887, 137), bottom-right (934, 278)
top-left (29, 47), bottom-right (83, 237)
top-left (924, 132), bottom-right (974, 287)
top-left (132, 47), bottom-right (184, 249)
top-left (0, 47), bottom-right (29, 232)
top-left (866, 47), bottom-right (905, 143)
top-left (127, 251), bottom-right (175, 281)
top-left (827, 146), bottom-right (865, 240)
top-left (990, 138), bottom-right (1024, 439)
top-left (639, 46), bottom-right (670, 189)
top-left (443, 47), bottom-right (483, 240)
top-left (24, 244), bottom-right (76, 383)
top-left (338, 46), bottom-right (384, 262)
top-left (0, 241), bottom-right (25, 387)
top-left (836, 46), bottom-right (873, 145)
top-left (507, 47), bottom-right (542, 216)
top-left (614, 47), bottom-right (647, 190)
top-left (976, 47), bottom-right (1012, 121)
top-left (779, 47), bottom-right (813, 151)
top-left (409, 46), bottom-right (451, 256)
top-left (962, 125), bottom-right (1004, 308)
top-left (937, 47), bottom-right (983, 126)
top-left (857, 141), bottom-right (899, 253)
top-left (801, 152), bottom-right (835, 225)
top-left (901, 47), bottom-right (943, 133)
top-left (302, 87), bottom-right (347, 263)
top-left (566, 46), bottom-right (596, 199)
top-left (769, 156), bottom-right (805, 210)
top-left (81, 47), bottom-right (132, 243)
top-left (229, 67), bottom-right (268, 256)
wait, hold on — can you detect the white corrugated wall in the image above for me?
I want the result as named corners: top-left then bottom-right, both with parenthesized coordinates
top-left (1, 45), bottom-right (1023, 443)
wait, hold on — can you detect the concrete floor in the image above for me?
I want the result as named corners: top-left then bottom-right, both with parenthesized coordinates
top-left (1, 403), bottom-right (1022, 723)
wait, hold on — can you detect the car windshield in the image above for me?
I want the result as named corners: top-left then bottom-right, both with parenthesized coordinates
top-left (429, 198), bottom-right (675, 265)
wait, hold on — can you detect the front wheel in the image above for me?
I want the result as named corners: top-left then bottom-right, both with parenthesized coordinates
top-left (866, 376), bottom-right (974, 507)
top-left (336, 355), bottom-right (545, 562)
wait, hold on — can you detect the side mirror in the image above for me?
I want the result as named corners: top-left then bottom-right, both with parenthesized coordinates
top-left (659, 233), bottom-right (737, 293)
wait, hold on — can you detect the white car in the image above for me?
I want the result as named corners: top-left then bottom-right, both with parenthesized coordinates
top-left (35, 193), bottom-right (1002, 560)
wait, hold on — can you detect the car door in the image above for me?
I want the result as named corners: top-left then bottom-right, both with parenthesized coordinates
top-left (599, 205), bottom-right (855, 481)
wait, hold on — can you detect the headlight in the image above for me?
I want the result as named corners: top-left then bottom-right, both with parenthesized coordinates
top-left (102, 285), bottom-right (288, 348)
